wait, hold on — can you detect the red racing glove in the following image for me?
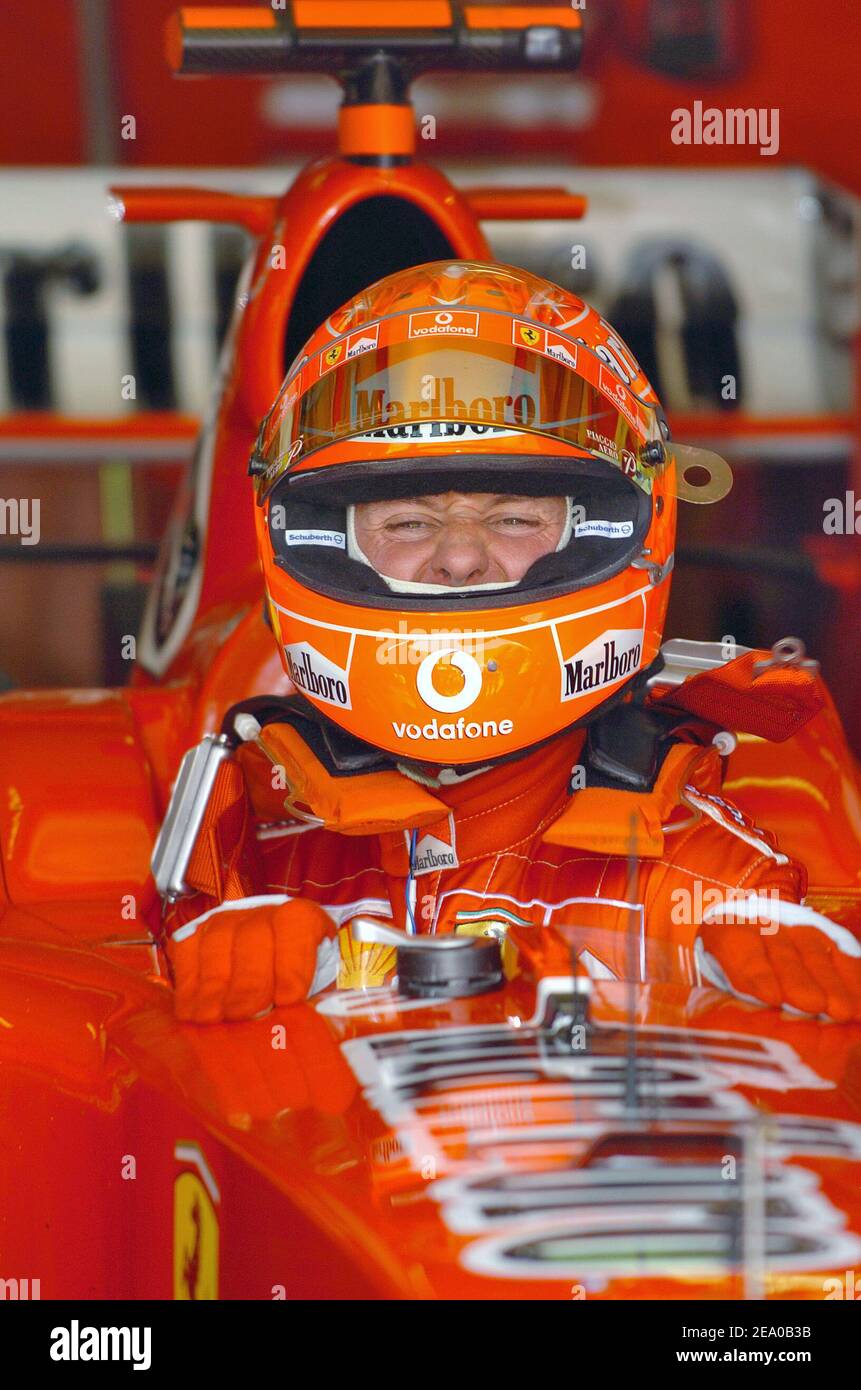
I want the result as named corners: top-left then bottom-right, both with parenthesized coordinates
top-left (697, 896), bottom-right (861, 1022)
top-left (166, 895), bottom-right (338, 1024)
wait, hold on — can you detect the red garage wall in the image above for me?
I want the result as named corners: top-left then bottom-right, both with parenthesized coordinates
top-left (1, 1), bottom-right (859, 195)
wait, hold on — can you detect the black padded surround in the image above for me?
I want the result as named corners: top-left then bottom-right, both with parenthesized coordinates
top-left (583, 703), bottom-right (712, 793)
top-left (282, 198), bottom-right (457, 373)
top-left (267, 454), bottom-right (652, 611)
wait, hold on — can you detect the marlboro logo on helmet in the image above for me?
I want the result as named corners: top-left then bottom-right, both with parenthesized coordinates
top-left (283, 644), bottom-right (351, 709)
top-left (560, 629), bottom-right (645, 701)
top-left (353, 379), bottom-right (537, 430)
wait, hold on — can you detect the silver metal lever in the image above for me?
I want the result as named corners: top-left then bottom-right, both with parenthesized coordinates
top-left (647, 637), bottom-right (753, 688)
top-left (350, 917), bottom-right (476, 951)
top-left (151, 733), bottom-right (234, 901)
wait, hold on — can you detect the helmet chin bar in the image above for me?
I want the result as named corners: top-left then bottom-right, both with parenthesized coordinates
top-left (393, 653), bottom-right (664, 775)
top-left (244, 655), bottom-right (666, 784)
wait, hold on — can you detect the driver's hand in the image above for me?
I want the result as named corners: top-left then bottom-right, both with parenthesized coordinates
top-left (698, 897), bottom-right (861, 1022)
top-left (167, 896), bottom-right (337, 1023)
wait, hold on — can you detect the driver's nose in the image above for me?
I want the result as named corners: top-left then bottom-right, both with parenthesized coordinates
top-left (425, 522), bottom-right (490, 587)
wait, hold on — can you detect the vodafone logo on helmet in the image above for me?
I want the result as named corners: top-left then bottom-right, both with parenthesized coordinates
top-left (408, 310), bottom-right (480, 338)
top-left (416, 648), bottom-right (483, 713)
top-left (598, 365), bottom-right (645, 434)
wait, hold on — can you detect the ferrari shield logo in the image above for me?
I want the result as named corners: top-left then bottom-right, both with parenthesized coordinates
top-left (173, 1169), bottom-right (219, 1300)
top-left (517, 323), bottom-right (543, 348)
top-left (322, 342), bottom-right (344, 373)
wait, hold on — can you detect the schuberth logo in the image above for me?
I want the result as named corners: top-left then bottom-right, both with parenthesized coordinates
top-left (282, 529), bottom-right (345, 549)
top-left (284, 643), bottom-right (352, 709)
top-left (574, 519), bottom-right (634, 540)
top-left (560, 628), bottom-right (644, 701)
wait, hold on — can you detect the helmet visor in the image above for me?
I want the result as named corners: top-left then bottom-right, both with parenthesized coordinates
top-left (253, 320), bottom-right (665, 503)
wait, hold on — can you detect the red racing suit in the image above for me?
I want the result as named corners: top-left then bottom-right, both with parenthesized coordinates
top-left (162, 720), bottom-right (805, 990)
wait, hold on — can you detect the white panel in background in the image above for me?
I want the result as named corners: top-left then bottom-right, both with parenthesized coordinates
top-left (166, 222), bottom-right (217, 413)
top-left (0, 165), bottom-right (855, 419)
top-left (470, 164), bottom-right (857, 418)
top-left (14, 172), bottom-right (134, 417)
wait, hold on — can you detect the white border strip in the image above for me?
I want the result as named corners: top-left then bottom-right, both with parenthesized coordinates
top-left (174, 1141), bottom-right (221, 1205)
top-left (269, 575), bottom-right (665, 644)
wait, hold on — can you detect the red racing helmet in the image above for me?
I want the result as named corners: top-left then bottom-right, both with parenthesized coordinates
top-left (251, 261), bottom-right (730, 767)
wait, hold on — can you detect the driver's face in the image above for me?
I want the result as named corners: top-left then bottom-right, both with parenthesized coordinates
top-left (353, 492), bottom-right (567, 587)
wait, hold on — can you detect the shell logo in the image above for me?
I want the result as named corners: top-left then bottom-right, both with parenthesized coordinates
top-left (337, 923), bottom-right (396, 990)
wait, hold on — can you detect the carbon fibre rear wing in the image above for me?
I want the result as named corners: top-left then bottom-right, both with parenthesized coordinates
top-left (166, 4), bottom-right (583, 85)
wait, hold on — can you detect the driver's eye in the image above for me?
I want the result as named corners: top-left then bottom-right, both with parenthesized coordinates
top-left (386, 519), bottom-right (434, 533)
